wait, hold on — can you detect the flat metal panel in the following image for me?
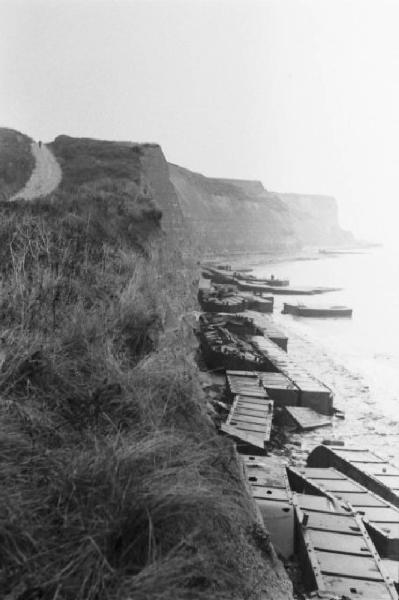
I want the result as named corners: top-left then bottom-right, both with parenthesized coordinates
top-left (298, 467), bottom-right (345, 480)
top-left (244, 464), bottom-right (283, 477)
top-left (285, 406), bottom-right (332, 430)
top-left (220, 423), bottom-right (264, 449)
top-left (308, 529), bottom-right (372, 555)
top-left (256, 498), bottom-right (294, 558)
top-left (244, 468), bottom-right (286, 488)
top-left (248, 475), bottom-right (285, 488)
top-left (315, 479), bottom-right (364, 493)
top-left (377, 523), bottom-right (399, 537)
top-left (241, 455), bottom-right (287, 480)
top-left (306, 511), bottom-right (362, 534)
top-left (375, 476), bottom-right (399, 489)
top-left (365, 507), bottom-right (399, 522)
top-left (227, 370), bottom-right (259, 376)
top-left (229, 414), bottom-right (267, 425)
top-left (335, 492), bottom-right (388, 507)
top-left (229, 421), bottom-right (265, 433)
top-left (235, 408), bottom-right (269, 418)
top-left (352, 462), bottom-right (397, 475)
top-left (231, 388), bottom-right (267, 398)
top-left (297, 494), bottom-right (334, 512)
top-left (247, 471), bottom-right (286, 487)
top-left (371, 467), bottom-right (399, 476)
top-left (334, 449), bottom-right (385, 463)
top-left (322, 575), bottom-right (394, 599)
top-left (235, 402), bottom-right (269, 411)
top-left (251, 486), bottom-right (289, 502)
top-left (236, 396), bottom-right (271, 405)
top-left (236, 399), bottom-right (272, 409)
top-left (382, 559), bottom-right (399, 583)
top-left (317, 551), bottom-right (382, 579)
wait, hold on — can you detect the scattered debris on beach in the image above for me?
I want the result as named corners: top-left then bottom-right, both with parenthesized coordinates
top-left (197, 261), bottom-right (398, 599)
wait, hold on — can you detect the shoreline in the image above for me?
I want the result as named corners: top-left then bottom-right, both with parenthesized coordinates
top-left (203, 242), bottom-right (381, 269)
top-left (198, 253), bottom-right (399, 599)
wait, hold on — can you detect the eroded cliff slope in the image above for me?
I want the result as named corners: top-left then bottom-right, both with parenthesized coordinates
top-left (169, 162), bottom-right (353, 254)
top-left (0, 129), bottom-right (293, 600)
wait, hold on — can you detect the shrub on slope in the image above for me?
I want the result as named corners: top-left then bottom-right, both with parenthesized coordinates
top-left (0, 128), bottom-right (35, 200)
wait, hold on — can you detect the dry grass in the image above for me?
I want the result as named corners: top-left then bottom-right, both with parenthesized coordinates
top-left (0, 135), bottom-right (290, 600)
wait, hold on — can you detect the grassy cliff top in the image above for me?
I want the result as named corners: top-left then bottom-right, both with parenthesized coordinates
top-left (51, 135), bottom-right (143, 188)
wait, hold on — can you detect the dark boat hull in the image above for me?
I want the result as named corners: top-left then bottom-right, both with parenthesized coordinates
top-left (282, 303), bottom-right (352, 318)
top-left (200, 344), bottom-right (269, 372)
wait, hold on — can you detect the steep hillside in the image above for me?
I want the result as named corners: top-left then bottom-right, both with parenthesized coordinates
top-left (0, 128), bottom-right (35, 200)
top-left (169, 163), bottom-right (296, 253)
top-left (169, 163), bottom-right (353, 254)
top-left (0, 131), bottom-right (292, 600)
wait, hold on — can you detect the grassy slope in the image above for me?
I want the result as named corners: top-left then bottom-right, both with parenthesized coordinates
top-left (0, 135), bottom-right (292, 599)
top-left (0, 128), bottom-right (35, 200)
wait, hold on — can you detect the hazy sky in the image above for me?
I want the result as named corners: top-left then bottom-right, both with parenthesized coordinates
top-left (1, 0), bottom-right (399, 243)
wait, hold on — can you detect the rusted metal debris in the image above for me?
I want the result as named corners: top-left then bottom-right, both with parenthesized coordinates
top-left (293, 495), bottom-right (398, 599)
top-left (240, 454), bottom-right (294, 558)
top-left (250, 336), bottom-right (333, 415)
top-left (221, 394), bottom-right (274, 450)
top-left (288, 465), bottom-right (399, 560)
top-left (284, 406), bottom-right (333, 431)
top-left (308, 445), bottom-right (399, 509)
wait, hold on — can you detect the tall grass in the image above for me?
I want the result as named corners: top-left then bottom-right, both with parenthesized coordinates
top-left (0, 138), bottom-right (292, 599)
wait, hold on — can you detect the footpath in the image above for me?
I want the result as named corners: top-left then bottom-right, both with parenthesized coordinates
top-left (11, 141), bottom-right (61, 200)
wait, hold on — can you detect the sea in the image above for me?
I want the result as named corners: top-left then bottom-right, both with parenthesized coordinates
top-left (246, 245), bottom-right (399, 463)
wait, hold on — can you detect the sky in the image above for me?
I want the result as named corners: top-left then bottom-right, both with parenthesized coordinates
top-left (1, 0), bottom-right (399, 243)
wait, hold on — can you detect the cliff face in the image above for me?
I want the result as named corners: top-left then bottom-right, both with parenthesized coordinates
top-left (168, 163), bottom-right (353, 254)
top-left (279, 192), bottom-right (353, 247)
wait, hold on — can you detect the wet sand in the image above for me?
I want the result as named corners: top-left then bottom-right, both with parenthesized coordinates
top-left (272, 318), bottom-right (399, 464)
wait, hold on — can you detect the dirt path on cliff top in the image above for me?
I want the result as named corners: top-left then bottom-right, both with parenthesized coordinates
top-left (11, 141), bottom-right (61, 200)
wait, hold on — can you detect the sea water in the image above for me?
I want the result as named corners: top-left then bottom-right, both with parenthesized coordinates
top-left (250, 246), bottom-right (399, 461)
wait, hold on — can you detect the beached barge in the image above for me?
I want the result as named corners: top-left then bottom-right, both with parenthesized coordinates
top-left (293, 496), bottom-right (398, 599)
top-left (235, 274), bottom-right (290, 286)
top-left (226, 371), bottom-right (269, 399)
top-left (226, 370), bottom-right (300, 408)
top-left (242, 311), bottom-right (288, 351)
top-left (235, 278), bottom-right (342, 295)
top-left (250, 335), bottom-right (333, 414)
top-left (199, 290), bottom-right (247, 313)
top-left (244, 294), bottom-right (274, 313)
top-left (199, 327), bottom-right (269, 371)
top-left (258, 324), bottom-right (287, 351)
top-left (288, 466), bottom-right (399, 559)
top-left (204, 267), bottom-right (342, 295)
top-left (221, 395), bottom-right (273, 451)
top-left (240, 455), bottom-right (294, 558)
top-left (226, 370), bottom-right (332, 414)
top-left (308, 445), bottom-right (399, 509)
top-left (199, 312), bottom-right (263, 338)
top-left (259, 372), bottom-right (300, 406)
top-left (282, 303), bottom-right (353, 318)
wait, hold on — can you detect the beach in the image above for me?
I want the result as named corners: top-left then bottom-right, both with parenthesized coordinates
top-left (244, 246), bottom-right (399, 462)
